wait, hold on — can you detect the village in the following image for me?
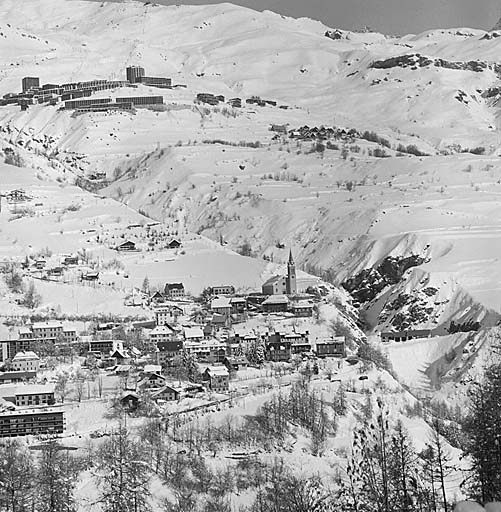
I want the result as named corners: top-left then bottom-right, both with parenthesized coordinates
top-left (0, 230), bottom-right (352, 438)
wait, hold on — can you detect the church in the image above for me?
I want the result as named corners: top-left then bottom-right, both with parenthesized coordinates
top-left (261, 250), bottom-right (297, 295)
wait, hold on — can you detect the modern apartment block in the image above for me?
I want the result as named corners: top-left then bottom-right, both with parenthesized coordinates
top-left (22, 77), bottom-right (40, 92)
top-left (126, 66), bottom-right (145, 84)
top-left (0, 409), bottom-right (64, 438)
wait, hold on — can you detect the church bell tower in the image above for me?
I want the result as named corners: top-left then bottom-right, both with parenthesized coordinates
top-left (286, 249), bottom-right (297, 295)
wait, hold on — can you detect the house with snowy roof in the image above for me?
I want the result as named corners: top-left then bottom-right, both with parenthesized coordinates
top-left (11, 351), bottom-right (40, 373)
top-left (183, 326), bottom-right (204, 342)
top-left (164, 283), bottom-right (185, 298)
top-left (149, 324), bottom-right (177, 344)
top-left (211, 297), bottom-right (232, 317)
top-left (200, 365), bottom-right (229, 393)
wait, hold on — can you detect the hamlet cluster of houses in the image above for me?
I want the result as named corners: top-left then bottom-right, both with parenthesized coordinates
top-left (195, 92), bottom-right (288, 109)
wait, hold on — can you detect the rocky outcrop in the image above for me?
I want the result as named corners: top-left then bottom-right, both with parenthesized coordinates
top-left (370, 53), bottom-right (501, 74)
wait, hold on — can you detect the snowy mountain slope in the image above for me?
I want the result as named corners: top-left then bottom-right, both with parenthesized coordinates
top-left (0, 0), bottom-right (501, 328)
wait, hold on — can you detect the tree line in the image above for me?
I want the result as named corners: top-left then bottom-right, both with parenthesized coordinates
top-left (0, 363), bottom-right (500, 511)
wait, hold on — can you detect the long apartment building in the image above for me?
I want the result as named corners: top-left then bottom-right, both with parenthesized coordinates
top-left (64, 96), bottom-right (163, 111)
top-left (0, 383), bottom-right (56, 407)
top-left (5, 322), bottom-right (79, 360)
top-left (0, 408), bottom-right (64, 438)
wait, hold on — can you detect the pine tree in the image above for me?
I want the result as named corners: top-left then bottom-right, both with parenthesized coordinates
top-left (182, 350), bottom-right (200, 382)
top-left (463, 363), bottom-right (501, 503)
top-left (141, 276), bottom-right (150, 295)
top-left (35, 438), bottom-right (81, 512)
top-left (388, 421), bottom-right (421, 512)
top-left (333, 385), bottom-right (347, 416)
top-left (94, 425), bottom-right (152, 512)
top-left (254, 340), bottom-right (265, 366)
top-left (422, 420), bottom-right (454, 512)
top-left (23, 281), bottom-right (42, 309)
top-left (0, 439), bottom-right (35, 512)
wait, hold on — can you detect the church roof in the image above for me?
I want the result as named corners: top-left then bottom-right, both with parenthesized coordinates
top-left (262, 275), bottom-right (285, 287)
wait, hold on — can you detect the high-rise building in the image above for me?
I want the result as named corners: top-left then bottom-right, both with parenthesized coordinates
top-left (21, 77), bottom-right (39, 92)
top-left (126, 66), bottom-right (145, 84)
top-left (286, 250), bottom-right (297, 295)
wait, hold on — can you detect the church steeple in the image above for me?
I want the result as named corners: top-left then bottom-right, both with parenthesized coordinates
top-left (286, 248), bottom-right (297, 295)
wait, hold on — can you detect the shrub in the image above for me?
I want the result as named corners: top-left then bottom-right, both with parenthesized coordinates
top-left (357, 342), bottom-right (394, 375)
top-left (3, 149), bottom-right (24, 167)
top-left (237, 241), bottom-right (253, 257)
top-left (372, 148), bottom-right (390, 158)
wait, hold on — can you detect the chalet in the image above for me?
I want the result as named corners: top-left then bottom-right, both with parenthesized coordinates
top-left (120, 392), bottom-right (140, 411)
top-left (149, 325), bottom-right (177, 344)
top-left (81, 271), bottom-right (99, 281)
top-left (209, 313), bottom-right (229, 329)
top-left (228, 98), bottom-right (242, 108)
top-left (116, 240), bottom-right (137, 252)
top-left (150, 385), bottom-right (181, 402)
top-left (291, 301), bottom-right (314, 317)
top-left (315, 337), bottom-right (346, 358)
top-left (0, 408), bottom-right (64, 438)
top-left (183, 326), bottom-right (204, 342)
top-left (34, 259), bottom-right (46, 270)
top-left (203, 323), bottom-right (216, 338)
top-left (149, 291), bottom-right (166, 305)
top-left (197, 93), bottom-right (219, 105)
top-left (156, 340), bottom-right (183, 366)
top-left (210, 285), bottom-right (235, 296)
top-left (6, 189), bottom-right (29, 203)
top-left (11, 351), bottom-right (40, 373)
top-left (211, 297), bottom-right (232, 317)
top-left (262, 295), bottom-right (289, 313)
top-left (167, 239), bottom-right (182, 249)
top-left (62, 255), bottom-right (79, 266)
top-left (164, 283), bottom-right (185, 299)
top-left (223, 356), bottom-right (249, 372)
top-left (380, 329), bottom-right (434, 343)
top-left (137, 372), bottom-right (167, 390)
top-left (201, 366), bottom-right (229, 393)
top-left (270, 124), bottom-right (288, 134)
top-left (47, 266), bottom-right (63, 277)
top-left (110, 349), bottom-right (129, 362)
top-left (182, 383), bottom-right (205, 397)
top-left (110, 341), bottom-right (129, 362)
